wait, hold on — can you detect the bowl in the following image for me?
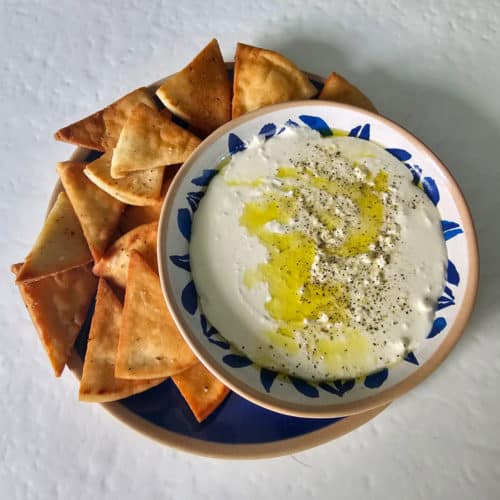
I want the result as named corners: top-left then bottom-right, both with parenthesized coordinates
top-left (158, 100), bottom-right (479, 418)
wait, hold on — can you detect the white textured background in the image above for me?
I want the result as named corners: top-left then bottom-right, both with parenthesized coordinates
top-left (1, 1), bottom-right (499, 498)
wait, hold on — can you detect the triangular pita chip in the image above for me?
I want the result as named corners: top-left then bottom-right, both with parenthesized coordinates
top-left (172, 363), bottom-right (229, 422)
top-left (319, 73), bottom-right (377, 113)
top-left (156, 39), bottom-right (231, 135)
top-left (110, 104), bottom-right (201, 178)
top-left (115, 251), bottom-right (197, 379)
top-left (119, 202), bottom-right (163, 235)
top-left (84, 152), bottom-right (164, 206)
top-left (16, 192), bottom-right (92, 283)
top-left (12, 262), bottom-right (97, 377)
top-left (79, 279), bottom-right (165, 402)
top-left (92, 222), bottom-right (158, 289)
top-left (54, 87), bottom-right (158, 152)
top-left (119, 166), bottom-right (178, 233)
top-left (232, 42), bottom-right (317, 118)
top-left (57, 161), bottom-right (124, 261)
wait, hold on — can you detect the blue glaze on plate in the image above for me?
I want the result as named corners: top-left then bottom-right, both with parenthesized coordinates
top-left (121, 381), bottom-right (340, 444)
top-left (74, 305), bottom-right (340, 445)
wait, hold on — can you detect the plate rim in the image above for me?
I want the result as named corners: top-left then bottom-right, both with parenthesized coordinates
top-left (46, 66), bottom-right (389, 459)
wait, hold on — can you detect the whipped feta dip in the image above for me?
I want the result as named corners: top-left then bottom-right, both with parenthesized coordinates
top-left (190, 127), bottom-right (447, 381)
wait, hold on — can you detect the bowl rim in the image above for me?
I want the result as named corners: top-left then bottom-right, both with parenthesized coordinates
top-left (158, 99), bottom-right (480, 418)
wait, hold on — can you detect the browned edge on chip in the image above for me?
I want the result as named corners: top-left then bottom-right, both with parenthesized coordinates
top-left (47, 66), bottom-right (390, 458)
top-left (158, 99), bottom-right (479, 419)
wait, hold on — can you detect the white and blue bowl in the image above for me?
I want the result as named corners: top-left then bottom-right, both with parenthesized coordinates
top-left (158, 101), bottom-right (479, 418)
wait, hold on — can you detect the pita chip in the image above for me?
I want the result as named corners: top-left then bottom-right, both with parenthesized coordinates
top-left (16, 192), bottom-right (92, 283)
top-left (57, 161), bottom-right (124, 261)
top-left (115, 251), bottom-right (197, 379)
top-left (156, 39), bottom-right (231, 135)
top-left (110, 104), bottom-right (201, 178)
top-left (92, 221), bottom-right (157, 289)
top-left (79, 279), bottom-right (165, 402)
top-left (84, 152), bottom-right (164, 206)
top-left (119, 166), bottom-right (177, 233)
top-left (172, 363), bottom-right (229, 422)
top-left (319, 72), bottom-right (377, 113)
top-left (232, 43), bottom-right (317, 118)
top-left (12, 262), bottom-right (97, 377)
top-left (118, 202), bottom-right (163, 235)
top-left (54, 87), bottom-right (158, 152)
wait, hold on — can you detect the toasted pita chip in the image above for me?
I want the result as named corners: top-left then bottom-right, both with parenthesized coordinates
top-left (54, 87), bottom-right (158, 152)
top-left (92, 222), bottom-right (157, 289)
top-left (84, 153), bottom-right (164, 206)
top-left (172, 363), bottom-right (229, 422)
top-left (16, 192), bottom-right (92, 283)
top-left (12, 262), bottom-right (97, 376)
top-left (118, 202), bottom-right (163, 236)
top-left (57, 161), bottom-right (124, 261)
top-left (110, 104), bottom-right (200, 178)
top-left (232, 43), bottom-right (317, 118)
top-left (119, 166), bottom-right (178, 233)
top-left (319, 73), bottom-right (377, 113)
top-left (79, 279), bottom-right (165, 402)
top-left (115, 251), bottom-right (197, 379)
top-left (156, 39), bottom-right (231, 135)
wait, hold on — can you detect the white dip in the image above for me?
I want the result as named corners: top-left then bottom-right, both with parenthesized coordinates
top-left (190, 127), bottom-right (447, 381)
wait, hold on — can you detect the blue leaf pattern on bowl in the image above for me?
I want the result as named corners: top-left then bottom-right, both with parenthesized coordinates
top-left (278, 119), bottom-right (299, 135)
top-left (260, 368), bottom-right (278, 393)
top-left (258, 123), bottom-right (277, 139)
top-left (290, 377), bottom-right (319, 398)
top-left (441, 220), bottom-right (463, 241)
top-left (208, 338), bottom-right (230, 350)
top-left (349, 125), bottom-right (362, 137)
top-left (437, 285), bottom-right (455, 311)
top-left (348, 123), bottom-right (369, 140)
top-left (169, 116), bottom-right (463, 398)
top-left (319, 379), bottom-right (355, 397)
top-left (177, 208), bottom-right (192, 240)
top-left (386, 148), bottom-right (412, 161)
top-left (200, 314), bottom-right (217, 337)
top-left (191, 169), bottom-right (218, 186)
top-left (447, 259), bottom-right (460, 286)
top-left (422, 176), bottom-right (440, 205)
top-left (200, 315), bottom-right (230, 349)
top-left (222, 354), bottom-right (253, 368)
top-left (364, 368), bottom-right (389, 388)
top-left (403, 352), bottom-right (419, 365)
top-left (427, 317), bottom-right (447, 338)
top-left (186, 191), bottom-right (205, 212)
top-left (441, 220), bottom-right (460, 230)
top-left (169, 254), bottom-right (191, 272)
top-left (405, 163), bottom-right (422, 185)
top-left (228, 133), bottom-right (246, 154)
top-left (359, 123), bottom-right (370, 140)
top-left (181, 280), bottom-right (197, 315)
top-left (298, 115), bottom-right (333, 136)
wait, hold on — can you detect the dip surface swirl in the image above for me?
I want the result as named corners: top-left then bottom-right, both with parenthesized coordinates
top-left (190, 127), bottom-right (446, 381)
